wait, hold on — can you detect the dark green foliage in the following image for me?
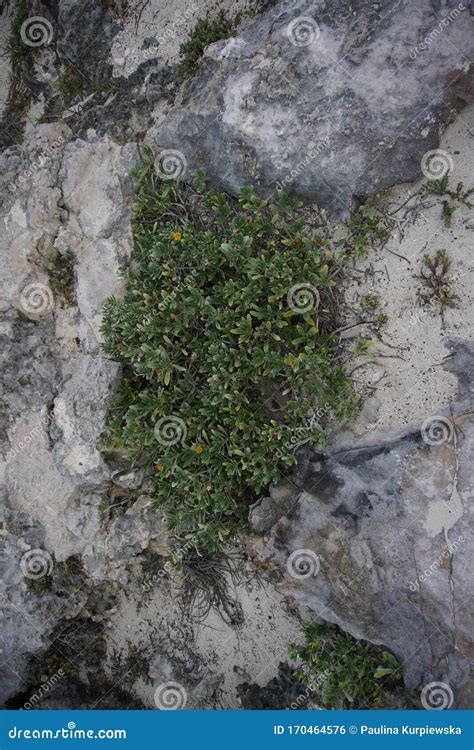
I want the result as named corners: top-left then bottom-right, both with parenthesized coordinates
top-left (289, 621), bottom-right (403, 709)
top-left (101, 157), bottom-right (356, 552)
top-left (413, 248), bottom-right (460, 311)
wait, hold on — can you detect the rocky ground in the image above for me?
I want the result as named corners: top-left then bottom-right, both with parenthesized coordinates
top-left (0, 0), bottom-right (473, 711)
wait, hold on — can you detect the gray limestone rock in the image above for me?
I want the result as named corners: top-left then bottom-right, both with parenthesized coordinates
top-left (250, 394), bottom-right (474, 707)
top-left (152, 0), bottom-right (474, 216)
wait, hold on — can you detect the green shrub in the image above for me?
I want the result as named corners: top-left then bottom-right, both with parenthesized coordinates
top-left (289, 621), bottom-right (403, 709)
top-left (101, 162), bottom-right (356, 551)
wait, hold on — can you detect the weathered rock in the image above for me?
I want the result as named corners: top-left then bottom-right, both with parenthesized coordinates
top-left (0, 118), bottom-right (306, 710)
top-left (152, 0), bottom-right (474, 216)
top-left (249, 383), bottom-right (474, 707)
top-left (237, 662), bottom-right (310, 710)
top-left (105, 496), bottom-right (168, 583)
top-left (0, 496), bottom-right (88, 705)
top-left (0, 125), bottom-right (138, 702)
top-left (2, 0), bottom-right (473, 713)
top-left (249, 478), bottom-right (299, 533)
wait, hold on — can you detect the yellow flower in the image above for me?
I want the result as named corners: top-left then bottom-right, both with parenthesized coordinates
top-left (172, 231), bottom-right (182, 241)
top-left (287, 358), bottom-right (295, 366)
top-left (194, 445), bottom-right (204, 454)
top-left (155, 464), bottom-right (164, 473)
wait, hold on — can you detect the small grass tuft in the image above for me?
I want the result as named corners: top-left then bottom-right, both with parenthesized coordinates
top-left (413, 248), bottom-right (460, 312)
top-left (39, 249), bottom-right (76, 304)
top-left (345, 202), bottom-right (389, 257)
top-left (360, 293), bottom-right (379, 311)
top-left (421, 172), bottom-right (474, 228)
